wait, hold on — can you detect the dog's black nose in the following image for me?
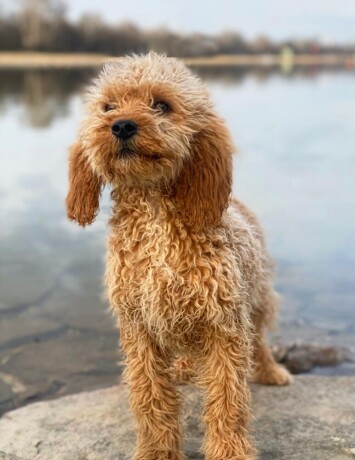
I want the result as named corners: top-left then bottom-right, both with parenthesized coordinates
top-left (111, 120), bottom-right (138, 140)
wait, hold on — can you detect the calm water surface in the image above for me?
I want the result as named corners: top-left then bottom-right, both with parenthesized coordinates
top-left (0, 68), bottom-right (354, 412)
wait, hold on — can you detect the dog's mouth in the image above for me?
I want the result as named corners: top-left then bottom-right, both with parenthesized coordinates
top-left (118, 148), bottom-right (160, 161)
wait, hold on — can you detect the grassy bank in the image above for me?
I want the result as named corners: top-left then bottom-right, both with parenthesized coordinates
top-left (0, 52), bottom-right (354, 69)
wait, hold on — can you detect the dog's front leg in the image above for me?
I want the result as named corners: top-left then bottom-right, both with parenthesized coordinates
top-left (197, 332), bottom-right (256, 460)
top-left (121, 323), bottom-right (184, 460)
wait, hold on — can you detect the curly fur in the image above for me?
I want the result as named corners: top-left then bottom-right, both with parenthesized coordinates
top-left (66, 52), bottom-right (292, 460)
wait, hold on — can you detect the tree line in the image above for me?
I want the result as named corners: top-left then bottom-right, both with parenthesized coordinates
top-left (1, 0), bottom-right (354, 56)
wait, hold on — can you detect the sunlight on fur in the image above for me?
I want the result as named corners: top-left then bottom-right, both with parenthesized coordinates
top-left (66, 52), bottom-right (292, 460)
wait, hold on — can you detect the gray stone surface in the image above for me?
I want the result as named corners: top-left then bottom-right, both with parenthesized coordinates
top-left (0, 377), bottom-right (354, 460)
top-left (272, 343), bottom-right (355, 374)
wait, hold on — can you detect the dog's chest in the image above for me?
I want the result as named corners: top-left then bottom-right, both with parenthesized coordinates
top-left (105, 214), bottom-right (238, 342)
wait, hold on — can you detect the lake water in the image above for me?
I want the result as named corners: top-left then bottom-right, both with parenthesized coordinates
top-left (0, 67), bottom-right (354, 413)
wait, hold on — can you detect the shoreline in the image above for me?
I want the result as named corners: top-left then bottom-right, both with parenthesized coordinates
top-left (1, 341), bottom-right (353, 416)
top-left (0, 52), bottom-right (354, 69)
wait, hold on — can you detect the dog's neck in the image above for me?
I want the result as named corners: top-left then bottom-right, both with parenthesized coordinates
top-left (109, 184), bottom-right (177, 227)
top-left (109, 182), bottom-right (227, 234)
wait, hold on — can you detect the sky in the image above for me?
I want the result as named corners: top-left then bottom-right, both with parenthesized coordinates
top-left (2, 0), bottom-right (355, 44)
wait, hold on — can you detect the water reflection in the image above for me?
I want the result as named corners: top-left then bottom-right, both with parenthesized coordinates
top-left (0, 66), bottom-right (353, 127)
top-left (0, 69), bottom-right (96, 127)
top-left (0, 67), bottom-right (354, 412)
top-left (194, 65), bottom-right (352, 85)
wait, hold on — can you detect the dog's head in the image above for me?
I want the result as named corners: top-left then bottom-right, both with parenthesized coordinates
top-left (66, 53), bottom-right (234, 230)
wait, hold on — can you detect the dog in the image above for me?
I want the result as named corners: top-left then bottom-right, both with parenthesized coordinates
top-left (66, 52), bottom-right (292, 460)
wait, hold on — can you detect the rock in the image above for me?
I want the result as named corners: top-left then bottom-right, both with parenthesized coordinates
top-left (0, 377), bottom-right (354, 460)
top-left (272, 344), bottom-right (353, 374)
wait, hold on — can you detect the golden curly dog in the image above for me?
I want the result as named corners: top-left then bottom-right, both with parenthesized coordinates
top-left (66, 53), bottom-right (292, 460)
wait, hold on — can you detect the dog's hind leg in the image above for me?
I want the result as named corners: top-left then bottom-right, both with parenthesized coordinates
top-left (251, 286), bottom-right (292, 386)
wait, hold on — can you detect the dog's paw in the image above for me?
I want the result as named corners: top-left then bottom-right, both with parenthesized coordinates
top-left (252, 363), bottom-right (293, 386)
top-left (134, 449), bottom-right (185, 460)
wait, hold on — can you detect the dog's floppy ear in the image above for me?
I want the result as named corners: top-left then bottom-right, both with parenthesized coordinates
top-left (173, 113), bottom-right (234, 232)
top-left (66, 140), bottom-right (102, 227)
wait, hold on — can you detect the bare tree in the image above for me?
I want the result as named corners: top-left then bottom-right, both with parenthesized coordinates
top-left (17, 0), bottom-right (65, 49)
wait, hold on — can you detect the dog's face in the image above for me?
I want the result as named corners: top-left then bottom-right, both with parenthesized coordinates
top-left (67, 53), bottom-right (234, 230)
top-left (81, 54), bottom-right (210, 186)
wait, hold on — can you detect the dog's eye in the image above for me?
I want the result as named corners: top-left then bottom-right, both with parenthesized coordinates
top-left (152, 101), bottom-right (170, 114)
top-left (103, 103), bottom-right (116, 112)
